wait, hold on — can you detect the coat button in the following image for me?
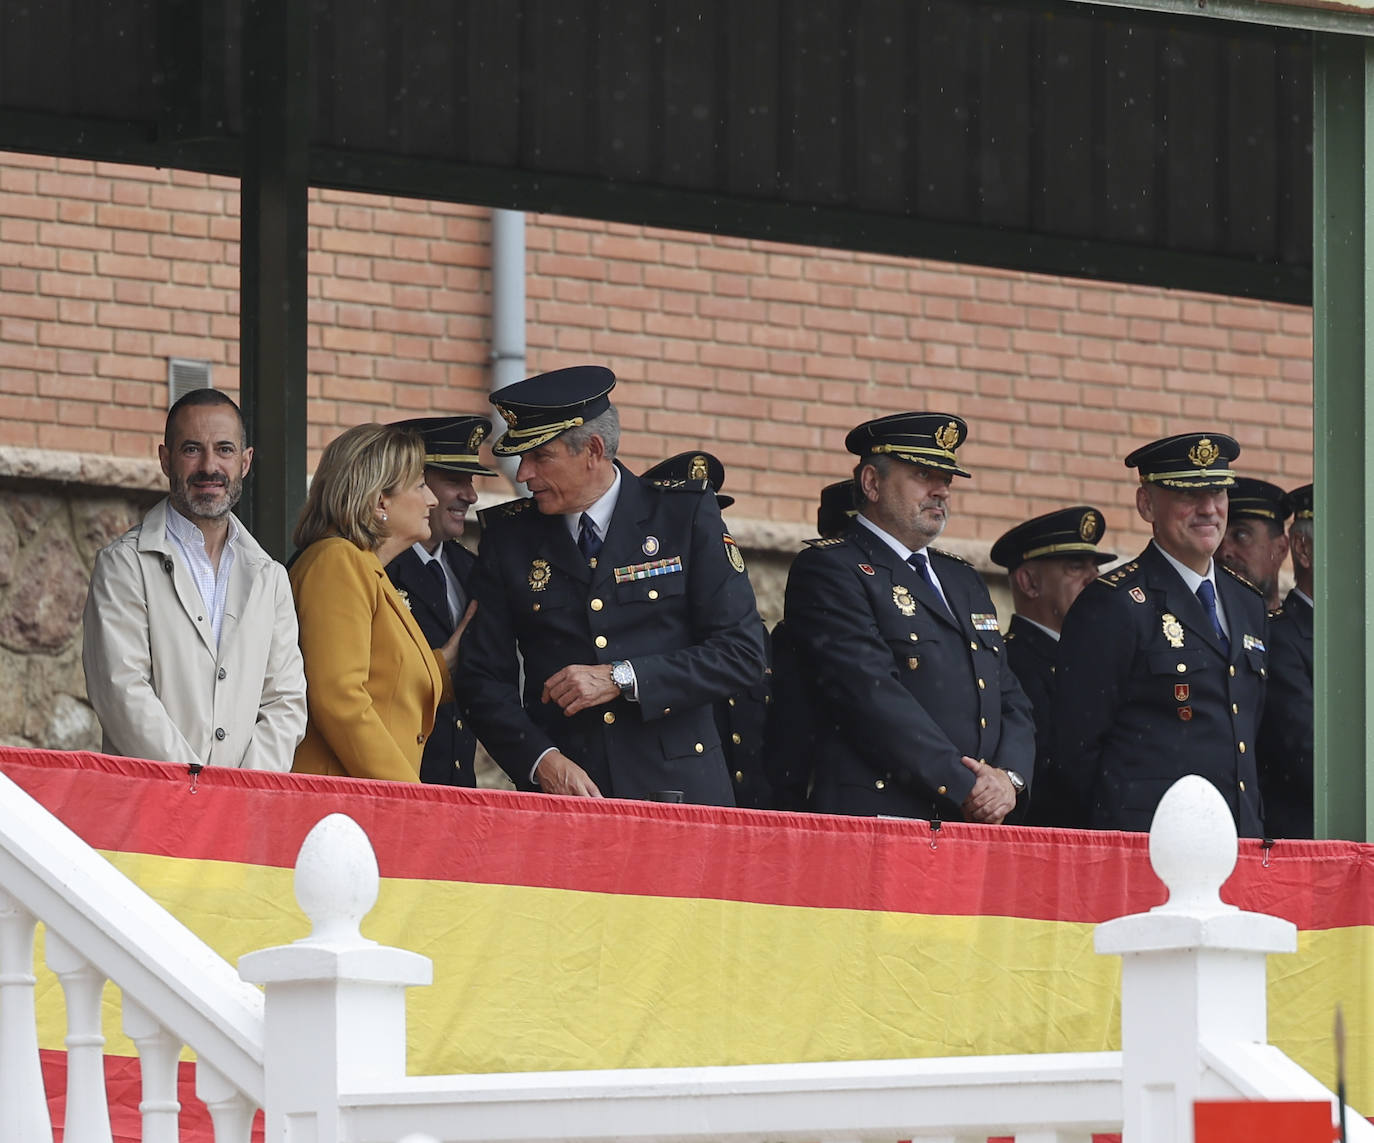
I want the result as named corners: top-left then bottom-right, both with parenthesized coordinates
top-left (456, 719), bottom-right (463, 729)
top-left (590, 598), bottom-right (604, 611)
top-left (416, 733), bottom-right (425, 744)
top-left (1231, 704), bottom-right (1239, 715)
top-left (663, 707), bottom-right (671, 715)
top-left (603, 711), bottom-right (615, 724)
top-left (694, 743), bottom-right (704, 754)
top-left (907, 657), bottom-right (920, 670)
top-left (728, 697), bottom-right (736, 707)
top-left (217, 667), bottom-right (227, 680)
top-left (875, 779), bottom-right (885, 790)
top-left (1229, 665), bottom-right (1236, 677)
top-left (1239, 780), bottom-right (1247, 792)
top-left (977, 678), bottom-right (985, 690)
top-left (1176, 663), bottom-right (1187, 673)
top-left (214, 727), bottom-right (226, 741)
top-left (909, 633), bottom-right (919, 642)
top-left (937, 785), bottom-right (947, 795)
top-left (734, 770), bottom-right (744, 782)
top-left (648, 589), bottom-right (659, 600)
top-left (731, 733), bottom-right (742, 744)
top-left (1238, 741), bottom-right (1246, 754)
top-left (969, 641), bottom-right (978, 650)
top-left (980, 717), bottom-right (987, 729)
top-left (595, 635), bottom-right (608, 649)
top-left (532, 603), bottom-right (541, 612)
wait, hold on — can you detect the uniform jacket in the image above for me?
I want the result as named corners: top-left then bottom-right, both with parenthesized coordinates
top-left (1052, 542), bottom-right (1268, 835)
top-left (457, 464), bottom-right (768, 805)
top-left (761, 618), bottom-right (815, 811)
top-left (1257, 589), bottom-right (1313, 838)
top-left (715, 622), bottom-right (773, 809)
top-left (1003, 614), bottom-right (1068, 826)
top-left (290, 537), bottom-right (452, 782)
top-left (783, 523), bottom-right (1035, 820)
top-left (82, 497), bottom-right (306, 770)
top-left (386, 541), bottom-right (479, 786)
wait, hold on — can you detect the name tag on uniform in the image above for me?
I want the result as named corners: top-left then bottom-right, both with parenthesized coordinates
top-left (614, 556), bottom-right (683, 584)
top-left (1242, 633), bottom-right (1266, 652)
top-left (971, 613), bottom-right (999, 631)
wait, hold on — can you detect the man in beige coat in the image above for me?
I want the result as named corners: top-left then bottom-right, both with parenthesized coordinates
top-left (82, 390), bottom-right (306, 770)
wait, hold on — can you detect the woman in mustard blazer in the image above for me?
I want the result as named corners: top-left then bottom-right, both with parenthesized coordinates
top-left (290, 423), bottom-right (471, 781)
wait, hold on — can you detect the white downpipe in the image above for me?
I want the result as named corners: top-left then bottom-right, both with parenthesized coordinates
top-left (490, 208), bottom-right (527, 490)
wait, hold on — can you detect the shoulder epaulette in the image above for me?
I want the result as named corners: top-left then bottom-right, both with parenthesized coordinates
top-left (478, 497), bottom-right (535, 526)
top-left (806, 536), bottom-right (845, 549)
top-left (1220, 563), bottom-right (1263, 596)
top-left (927, 546), bottom-right (971, 567)
top-left (1099, 560), bottom-right (1141, 589)
top-left (648, 477), bottom-right (710, 494)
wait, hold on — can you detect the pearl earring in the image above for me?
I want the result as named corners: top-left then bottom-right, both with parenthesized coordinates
top-left (380, 510), bottom-right (388, 522)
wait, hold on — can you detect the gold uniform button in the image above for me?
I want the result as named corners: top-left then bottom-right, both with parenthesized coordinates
top-left (937, 785), bottom-right (948, 796)
top-left (1231, 704), bottom-right (1239, 715)
top-left (456, 719), bottom-right (463, 729)
top-left (1238, 741), bottom-right (1246, 754)
top-left (907, 657), bottom-right (920, 670)
top-left (648, 589), bottom-right (659, 600)
top-left (977, 678), bottom-right (986, 690)
top-left (728, 697), bottom-right (736, 707)
top-left (980, 717), bottom-right (987, 729)
top-left (595, 635), bottom-right (608, 649)
top-left (875, 779), bottom-right (886, 790)
top-left (970, 641), bottom-right (978, 651)
top-left (663, 707), bottom-right (671, 715)
top-left (1176, 663), bottom-right (1186, 673)
top-left (1229, 665), bottom-right (1236, 677)
top-left (603, 711), bottom-right (616, 724)
top-left (732, 732), bottom-right (742, 744)
top-left (734, 770), bottom-right (744, 782)
top-left (1239, 780), bottom-right (1247, 792)
top-left (909, 633), bottom-right (919, 642)
top-left (532, 603), bottom-right (541, 612)
top-left (694, 742), bottom-right (704, 754)
top-left (590, 598), bottom-right (604, 611)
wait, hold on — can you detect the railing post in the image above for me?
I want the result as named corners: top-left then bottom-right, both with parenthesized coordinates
top-left (0, 889), bottom-right (53, 1143)
top-left (238, 814), bottom-right (432, 1143)
top-left (122, 997), bottom-right (184, 1143)
top-left (1095, 776), bottom-right (1297, 1143)
top-left (44, 931), bottom-right (114, 1143)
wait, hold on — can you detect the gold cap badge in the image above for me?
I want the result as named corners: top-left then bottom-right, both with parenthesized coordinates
top-left (934, 421), bottom-right (960, 451)
top-left (1188, 437), bottom-right (1220, 468)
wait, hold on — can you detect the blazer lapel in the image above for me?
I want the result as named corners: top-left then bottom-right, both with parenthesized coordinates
top-left (535, 512), bottom-right (592, 586)
top-left (379, 564), bottom-right (443, 696)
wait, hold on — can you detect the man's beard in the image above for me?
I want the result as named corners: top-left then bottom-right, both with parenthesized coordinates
top-left (170, 470), bottom-right (242, 521)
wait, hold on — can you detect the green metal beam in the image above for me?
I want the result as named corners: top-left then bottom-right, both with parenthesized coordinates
top-left (1311, 34), bottom-right (1374, 840)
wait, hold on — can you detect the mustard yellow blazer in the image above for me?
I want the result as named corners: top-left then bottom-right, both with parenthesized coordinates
top-left (290, 537), bottom-right (452, 782)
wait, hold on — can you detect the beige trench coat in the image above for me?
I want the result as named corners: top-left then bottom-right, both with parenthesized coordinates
top-left (82, 498), bottom-right (307, 770)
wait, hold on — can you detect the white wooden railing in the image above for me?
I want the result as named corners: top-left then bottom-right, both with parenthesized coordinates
top-left (0, 767), bottom-right (1366, 1143)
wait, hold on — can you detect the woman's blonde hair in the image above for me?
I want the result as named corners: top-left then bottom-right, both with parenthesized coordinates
top-left (293, 423), bottom-right (426, 551)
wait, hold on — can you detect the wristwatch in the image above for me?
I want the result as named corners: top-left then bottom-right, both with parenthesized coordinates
top-left (610, 660), bottom-right (635, 699)
top-left (1005, 769), bottom-right (1027, 797)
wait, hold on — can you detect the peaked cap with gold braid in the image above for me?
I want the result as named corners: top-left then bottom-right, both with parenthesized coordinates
top-left (844, 411), bottom-right (971, 478)
top-left (990, 505), bottom-right (1117, 571)
top-left (389, 415), bottom-right (496, 476)
top-left (1125, 431), bottom-right (1239, 489)
top-left (489, 365), bottom-right (616, 456)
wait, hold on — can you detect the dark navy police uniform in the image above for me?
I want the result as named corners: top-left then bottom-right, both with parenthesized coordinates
top-left (1257, 586), bottom-right (1313, 838)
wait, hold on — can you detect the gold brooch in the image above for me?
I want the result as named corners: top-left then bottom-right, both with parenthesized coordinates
top-left (892, 584), bottom-right (917, 617)
top-left (1161, 612), bottom-right (1184, 648)
top-left (529, 558), bottom-right (551, 591)
top-left (396, 588), bottom-right (413, 611)
top-left (934, 421), bottom-right (960, 451)
top-left (1188, 437), bottom-right (1219, 467)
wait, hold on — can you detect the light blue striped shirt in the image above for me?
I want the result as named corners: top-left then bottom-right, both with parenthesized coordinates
top-left (164, 504), bottom-right (237, 648)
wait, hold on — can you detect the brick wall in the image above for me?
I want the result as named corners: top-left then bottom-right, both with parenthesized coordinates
top-left (0, 154), bottom-right (1314, 558)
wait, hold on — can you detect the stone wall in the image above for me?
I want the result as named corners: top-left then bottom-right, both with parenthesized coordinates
top-left (0, 449), bottom-right (161, 749)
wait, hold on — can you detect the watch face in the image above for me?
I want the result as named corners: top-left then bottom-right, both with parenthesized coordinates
top-left (1007, 770), bottom-right (1026, 792)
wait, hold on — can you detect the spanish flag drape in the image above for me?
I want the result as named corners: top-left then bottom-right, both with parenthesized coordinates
top-left (2, 747), bottom-right (1368, 1137)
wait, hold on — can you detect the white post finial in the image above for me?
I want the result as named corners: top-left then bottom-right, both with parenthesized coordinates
top-left (294, 814), bottom-right (380, 946)
top-left (1148, 774), bottom-right (1238, 915)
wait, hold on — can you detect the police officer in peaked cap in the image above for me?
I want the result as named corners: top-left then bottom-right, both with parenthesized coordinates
top-left (1052, 432), bottom-right (1268, 835)
top-left (782, 412), bottom-right (1034, 823)
top-left (455, 366), bottom-right (767, 805)
top-left (1217, 476), bottom-right (1292, 612)
top-left (990, 506), bottom-right (1116, 827)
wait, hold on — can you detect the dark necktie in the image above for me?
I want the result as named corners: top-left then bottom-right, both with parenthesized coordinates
top-left (907, 550), bottom-right (953, 619)
top-left (578, 513), bottom-right (603, 563)
top-left (1196, 579), bottom-right (1229, 655)
top-left (424, 558), bottom-right (453, 629)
